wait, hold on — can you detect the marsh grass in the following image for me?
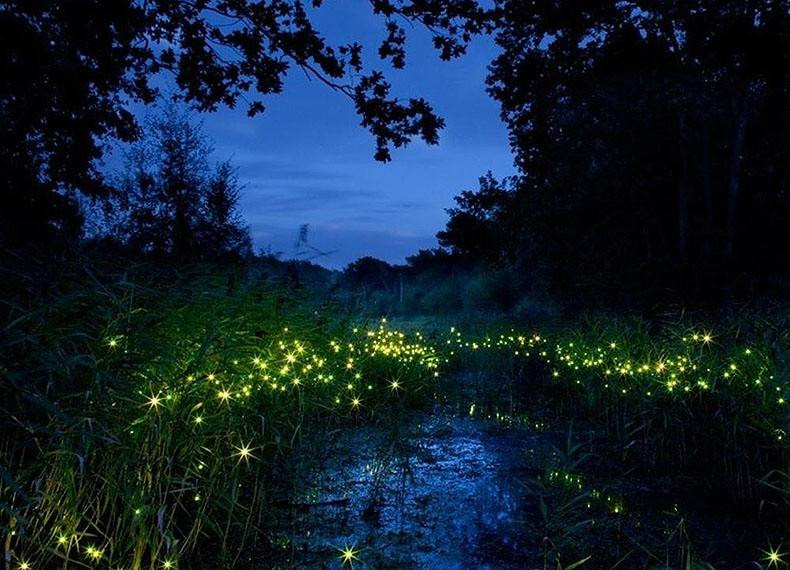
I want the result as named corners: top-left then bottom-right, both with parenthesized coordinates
top-left (1, 262), bottom-right (439, 568)
top-left (1, 255), bottom-right (786, 568)
top-left (440, 313), bottom-right (787, 566)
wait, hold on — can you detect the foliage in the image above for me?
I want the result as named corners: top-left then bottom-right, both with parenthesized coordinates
top-left (0, 0), bottom-right (496, 245)
top-left (106, 110), bottom-right (252, 261)
top-left (446, 316), bottom-right (789, 509)
top-left (437, 171), bottom-right (518, 262)
top-left (0, 254), bottom-right (786, 567)
top-left (342, 256), bottom-right (398, 293)
top-left (436, 1), bottom-right (790, 304)
top-left (0, 262), bottom-right (439, 568)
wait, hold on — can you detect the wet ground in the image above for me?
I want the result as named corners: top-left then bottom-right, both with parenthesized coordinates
top-left (254, 372), bottom-right (773, 570)
top-left (269, 411), bottom-right (558, 569)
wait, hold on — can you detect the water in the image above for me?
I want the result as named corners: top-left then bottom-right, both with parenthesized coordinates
top-left (269, 412), bottom-right (553, 568)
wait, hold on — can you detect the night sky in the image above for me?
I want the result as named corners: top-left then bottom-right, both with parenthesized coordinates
top-left (108, 3), bottom-right (514, 269)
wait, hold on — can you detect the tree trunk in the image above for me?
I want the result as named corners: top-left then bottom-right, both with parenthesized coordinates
top-left (700, 128), bottom-right (714, 257)
top-left (676, 112), bottom-right (689, 264)
top-left (724, 94), bottom-right (750, 262)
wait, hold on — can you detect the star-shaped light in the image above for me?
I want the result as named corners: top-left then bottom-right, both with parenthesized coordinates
top-left (232, 440), bottom-right (258, 464)
top-left (85, 545), bottom-right (103, 561)
top-left (337, 543), bottom-right (360, 568)
top-left (146, 392), bottom-right (162, 411)
top-left (761, 544), bottom-right (786, 568)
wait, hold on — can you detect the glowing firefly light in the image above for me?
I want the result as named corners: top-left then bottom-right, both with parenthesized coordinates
top-left (337, 543), bottom-right (360, 567)
top-left (233, 440), bottom-right (257, 464)
top-left (85, 545), bottom-right (103, 561)
top-left (761, 544), bottom-right (786, 568)
top-left (146, 392), bottom-right (162, 411)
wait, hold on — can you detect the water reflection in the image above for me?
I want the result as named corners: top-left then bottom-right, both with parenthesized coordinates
top-left (271, 413), bottom-right (549, 568)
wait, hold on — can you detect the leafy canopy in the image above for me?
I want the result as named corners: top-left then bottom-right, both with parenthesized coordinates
top-left (0, 0), bottom-right (494, 243)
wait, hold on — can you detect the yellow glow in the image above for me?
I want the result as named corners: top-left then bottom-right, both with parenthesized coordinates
top-left (337, 543), bottom-right (360, 567)
top-left (146, 392), bottom-right (162, 411)
top-left (762, 544), bottom-right (785, 568)
top-left (85, 545), bottom-right (103, 560)
top-left (233, 440), bottom-right (257, 464)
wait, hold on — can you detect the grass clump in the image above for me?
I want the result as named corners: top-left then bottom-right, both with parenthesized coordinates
top-left (1, 264), bottom-right (439, 568)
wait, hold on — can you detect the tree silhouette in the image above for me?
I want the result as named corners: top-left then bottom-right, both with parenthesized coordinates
top-left (437, 0), bottom-right (789, 303)
top-left (0, 1), bottom-right (493, 245)
top-left (199, 161), bottom-right (253, 261)
top-left (343, 256), bottom-right (397, 293)
top-left (113, 110), bottom-right (250, 261)
top-left (437, 172), bottom-right (516, 262)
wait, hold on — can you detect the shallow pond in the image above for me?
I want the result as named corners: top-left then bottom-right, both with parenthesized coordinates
top-left (268, 412), bottom-right (555, 568)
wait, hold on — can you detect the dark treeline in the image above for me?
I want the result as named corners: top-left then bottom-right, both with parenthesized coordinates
top-left (449, 1), bottom-right (789, 307)
top-left (1, 1), bottom-right (788, 312)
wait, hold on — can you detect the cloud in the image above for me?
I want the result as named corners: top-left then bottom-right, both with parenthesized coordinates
top-left (236, 156), bottom-right (349, 183)
top-left (242, 184), bottom-right (377, 217)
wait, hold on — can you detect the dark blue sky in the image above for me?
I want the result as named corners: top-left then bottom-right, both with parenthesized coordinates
top-left (111, 3), bottom-right (516, 269)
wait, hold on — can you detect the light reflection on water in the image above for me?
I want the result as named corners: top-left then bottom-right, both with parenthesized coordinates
top-left (272, 413), bottom-right (551, 568)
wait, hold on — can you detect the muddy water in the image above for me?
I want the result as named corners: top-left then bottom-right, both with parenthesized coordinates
top-left (270, 413), bottom-right (555, 568)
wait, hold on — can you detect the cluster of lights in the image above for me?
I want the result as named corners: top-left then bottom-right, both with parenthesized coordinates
top-left (132, 319), bottom-right (441, 423)
top-left (12, 319), bottom-right (784, 568)
top-left (546, 469), bottom-right (625, 514)
top-left (444, 327), bottom-right (784, 414)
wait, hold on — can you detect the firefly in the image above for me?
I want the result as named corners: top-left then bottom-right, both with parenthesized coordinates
top-left (761, 544), bottom-right (785, 568)
top-left (85, 545), bottom-right (103, 561)
top-left (233, 440), bottom-right (257, 464)
top-left (146, 392), bottom-right (162, 411)
top-left (337, 543), bottom-right (360, 567)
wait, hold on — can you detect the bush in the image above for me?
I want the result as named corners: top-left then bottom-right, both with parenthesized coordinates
top-left (463, 269), bottom-right (520, 313)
